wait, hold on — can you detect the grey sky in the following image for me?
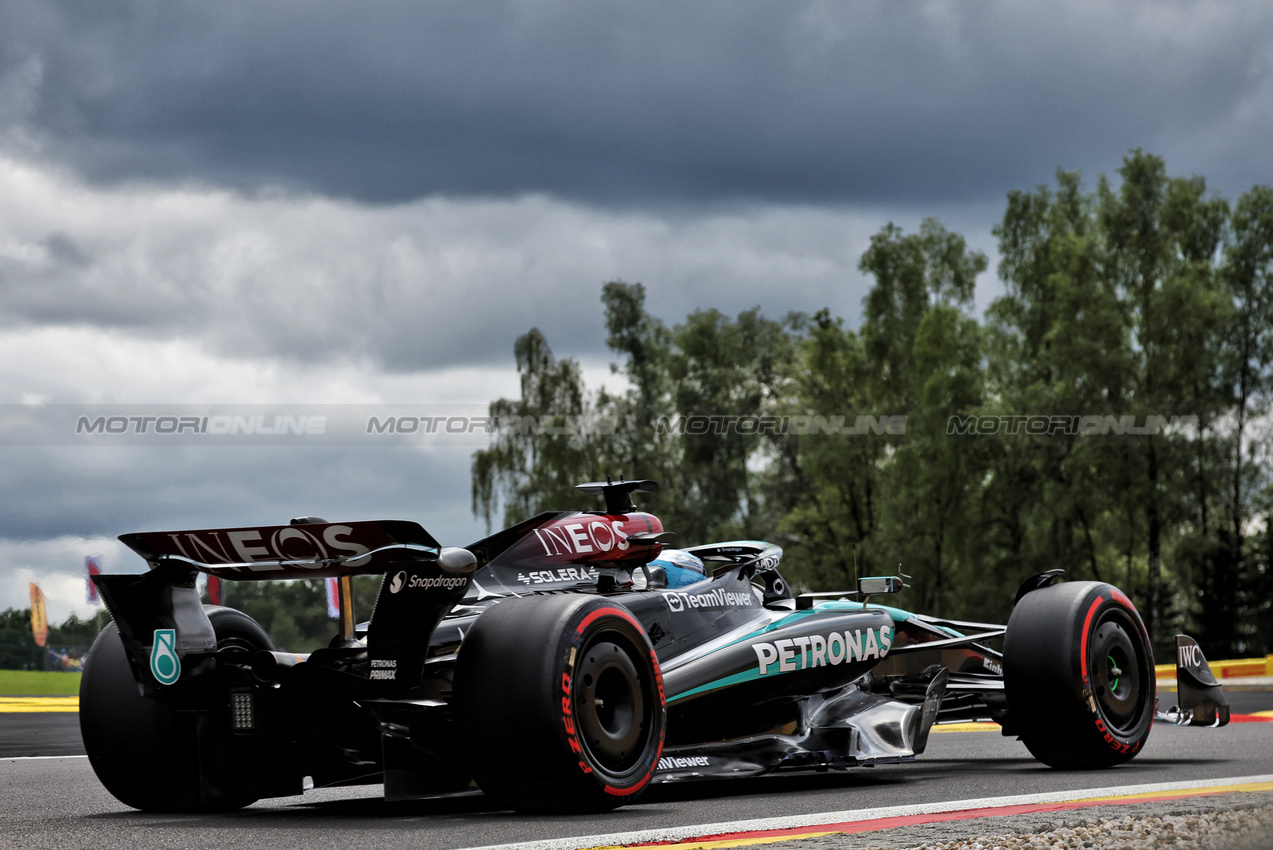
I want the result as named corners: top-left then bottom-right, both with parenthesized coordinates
top-left (2, 0), bottom-right (1272, 621)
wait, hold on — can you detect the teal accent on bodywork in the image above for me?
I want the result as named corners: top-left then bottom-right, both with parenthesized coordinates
top-left (812, 599), bottom-right (913, 622)
top-left (761, 610), bottom-right (821, 630)
top-left (712, 609), bottom-right (820, 652)
top-left (812, 600), bottom-right (964, 637)
top-left (669, 668), bottom-right (767, 703)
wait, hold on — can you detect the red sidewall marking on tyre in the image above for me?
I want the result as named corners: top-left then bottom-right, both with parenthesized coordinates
top-left (564, 605), bottom-right (665, 797)
top-left (1079, 591), bottom-right (1152, 756)
top-left (1078, 597), bottom-right (1102, 677)
top-left (1107, 588), bottom-right (1154, 667)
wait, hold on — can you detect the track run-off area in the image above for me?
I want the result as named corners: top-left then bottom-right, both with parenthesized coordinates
top-left (2, 685), bottom-right (1271, 850)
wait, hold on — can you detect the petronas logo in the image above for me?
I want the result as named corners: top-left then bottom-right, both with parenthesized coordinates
top-left (150, 629), bottom-right (181, 685)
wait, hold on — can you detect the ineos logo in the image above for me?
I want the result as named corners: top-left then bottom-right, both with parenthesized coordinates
top-left (269, 526), bottom-right (326, 560)
top-left (389, 571), bottom-right (407, 594)
top-left (161, 524), bottom-right (371, 569)
top-left (534, 519), bottom-right (632, 556)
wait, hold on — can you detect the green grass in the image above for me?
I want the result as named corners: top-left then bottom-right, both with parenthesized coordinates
top-left (0, 669), bottom-right (82, 696)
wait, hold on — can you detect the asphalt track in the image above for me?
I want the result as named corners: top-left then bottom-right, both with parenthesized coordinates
top-left (2, 690), bottom-right (1271, 850)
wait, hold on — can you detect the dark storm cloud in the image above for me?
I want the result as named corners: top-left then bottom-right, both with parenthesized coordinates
top-left (4, 1), bottom-right (1270, 208)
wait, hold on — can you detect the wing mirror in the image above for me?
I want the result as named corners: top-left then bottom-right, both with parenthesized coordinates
top-left (857, 576), bottom-right (904, 595)
top-left (641, 565), bottom-right (669, 590)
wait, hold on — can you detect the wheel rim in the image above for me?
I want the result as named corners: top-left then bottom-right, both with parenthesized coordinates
top-left (574, 638), bottom-right (646, 772)
top-left (1089, 609), bottom-right (1147, 734)
top-left (216, 634), bottom-right (259, 662)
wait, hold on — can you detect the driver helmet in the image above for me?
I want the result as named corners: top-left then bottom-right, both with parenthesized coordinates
top-left (647, 549), bottom-right (706, 588)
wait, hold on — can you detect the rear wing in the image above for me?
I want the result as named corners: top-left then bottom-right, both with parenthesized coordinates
top-left (101, 519), bottom-right (473, 698)
top-left (119, 519), bottom-right (440, 580)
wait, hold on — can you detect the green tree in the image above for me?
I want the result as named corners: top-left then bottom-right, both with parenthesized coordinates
top-left (776, 220), bottom-right (986, 612)
top-left (47, 610), bottom-right (112, 652)
top-left (216, 577), bottom-right (381, 652)
top-left (987, 155), bottom-right (1233, 651)
top-left (1099, 151), bottom-right (1230, 647)
top-left (0, 608), bottom-right (43, 670)
top-left (1219, 185), bottom-right (1273, 654)
top-left (599, 281), bottom-right (674, 486)
top-left (662, 307), bottom-right (794, 543)
top-left (772, 310), bottom-right (882, 589)
top-left (0, 608), bottom-right (112, 670)
top-left (471, 328), bottom-right (602, 529)
top-left (987, 169), bottom-right (1135, 601)
top-left (859, 220), bottom-right (987, 613)
top-left (860, 219), bottom-right (984, 413)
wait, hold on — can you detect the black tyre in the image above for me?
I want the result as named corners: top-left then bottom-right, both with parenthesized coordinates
top-left (79, 606), bottom-right (274, 811)
top-left (1003, 581), bottom-right (1154, 769)
top-left (453, 595), bottom-right (665, 812)
top-left (203, 605), bottom-right (274, 661)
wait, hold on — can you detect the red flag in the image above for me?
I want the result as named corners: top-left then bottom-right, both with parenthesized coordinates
top-left (325, 577), bottom-right (340, 619)
top-left (86, 556), bottom-right (102, 605)
top-left (207, 575), bottom-right (224, 606)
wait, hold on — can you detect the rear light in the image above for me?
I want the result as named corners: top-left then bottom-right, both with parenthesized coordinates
top-left (230, 692), bottom-right (255, 732)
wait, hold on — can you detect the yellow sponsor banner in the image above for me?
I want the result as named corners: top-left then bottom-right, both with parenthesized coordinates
top-left (1155, 654), bottom-right (1273, 679)
top-left (0, 696), bottom-right (79, 713)
top-left (931, 721), bottom-right (1000, 733)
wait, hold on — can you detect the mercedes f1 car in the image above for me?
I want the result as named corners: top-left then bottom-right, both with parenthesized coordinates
top-left (82, 479), bottom-right (1230, 812)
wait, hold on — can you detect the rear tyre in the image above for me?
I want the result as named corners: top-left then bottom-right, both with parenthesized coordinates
top-left (1003, 581), bottom-right (1154, 769)
top-left (453, 595), bottom-right (665, 812)
top-left (79, 606), bottom-right (274, 811)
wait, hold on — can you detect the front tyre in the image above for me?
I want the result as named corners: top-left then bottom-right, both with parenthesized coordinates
top-left (1003, 581), bottom-right (1154, 768)
top-left (453, 595), bottom-right (665, 812)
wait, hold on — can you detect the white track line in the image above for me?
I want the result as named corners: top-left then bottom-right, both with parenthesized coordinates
top-left (3, 754), bottom-right (88, 761)
top-left (457, 774), bottom-right (1273, 850)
